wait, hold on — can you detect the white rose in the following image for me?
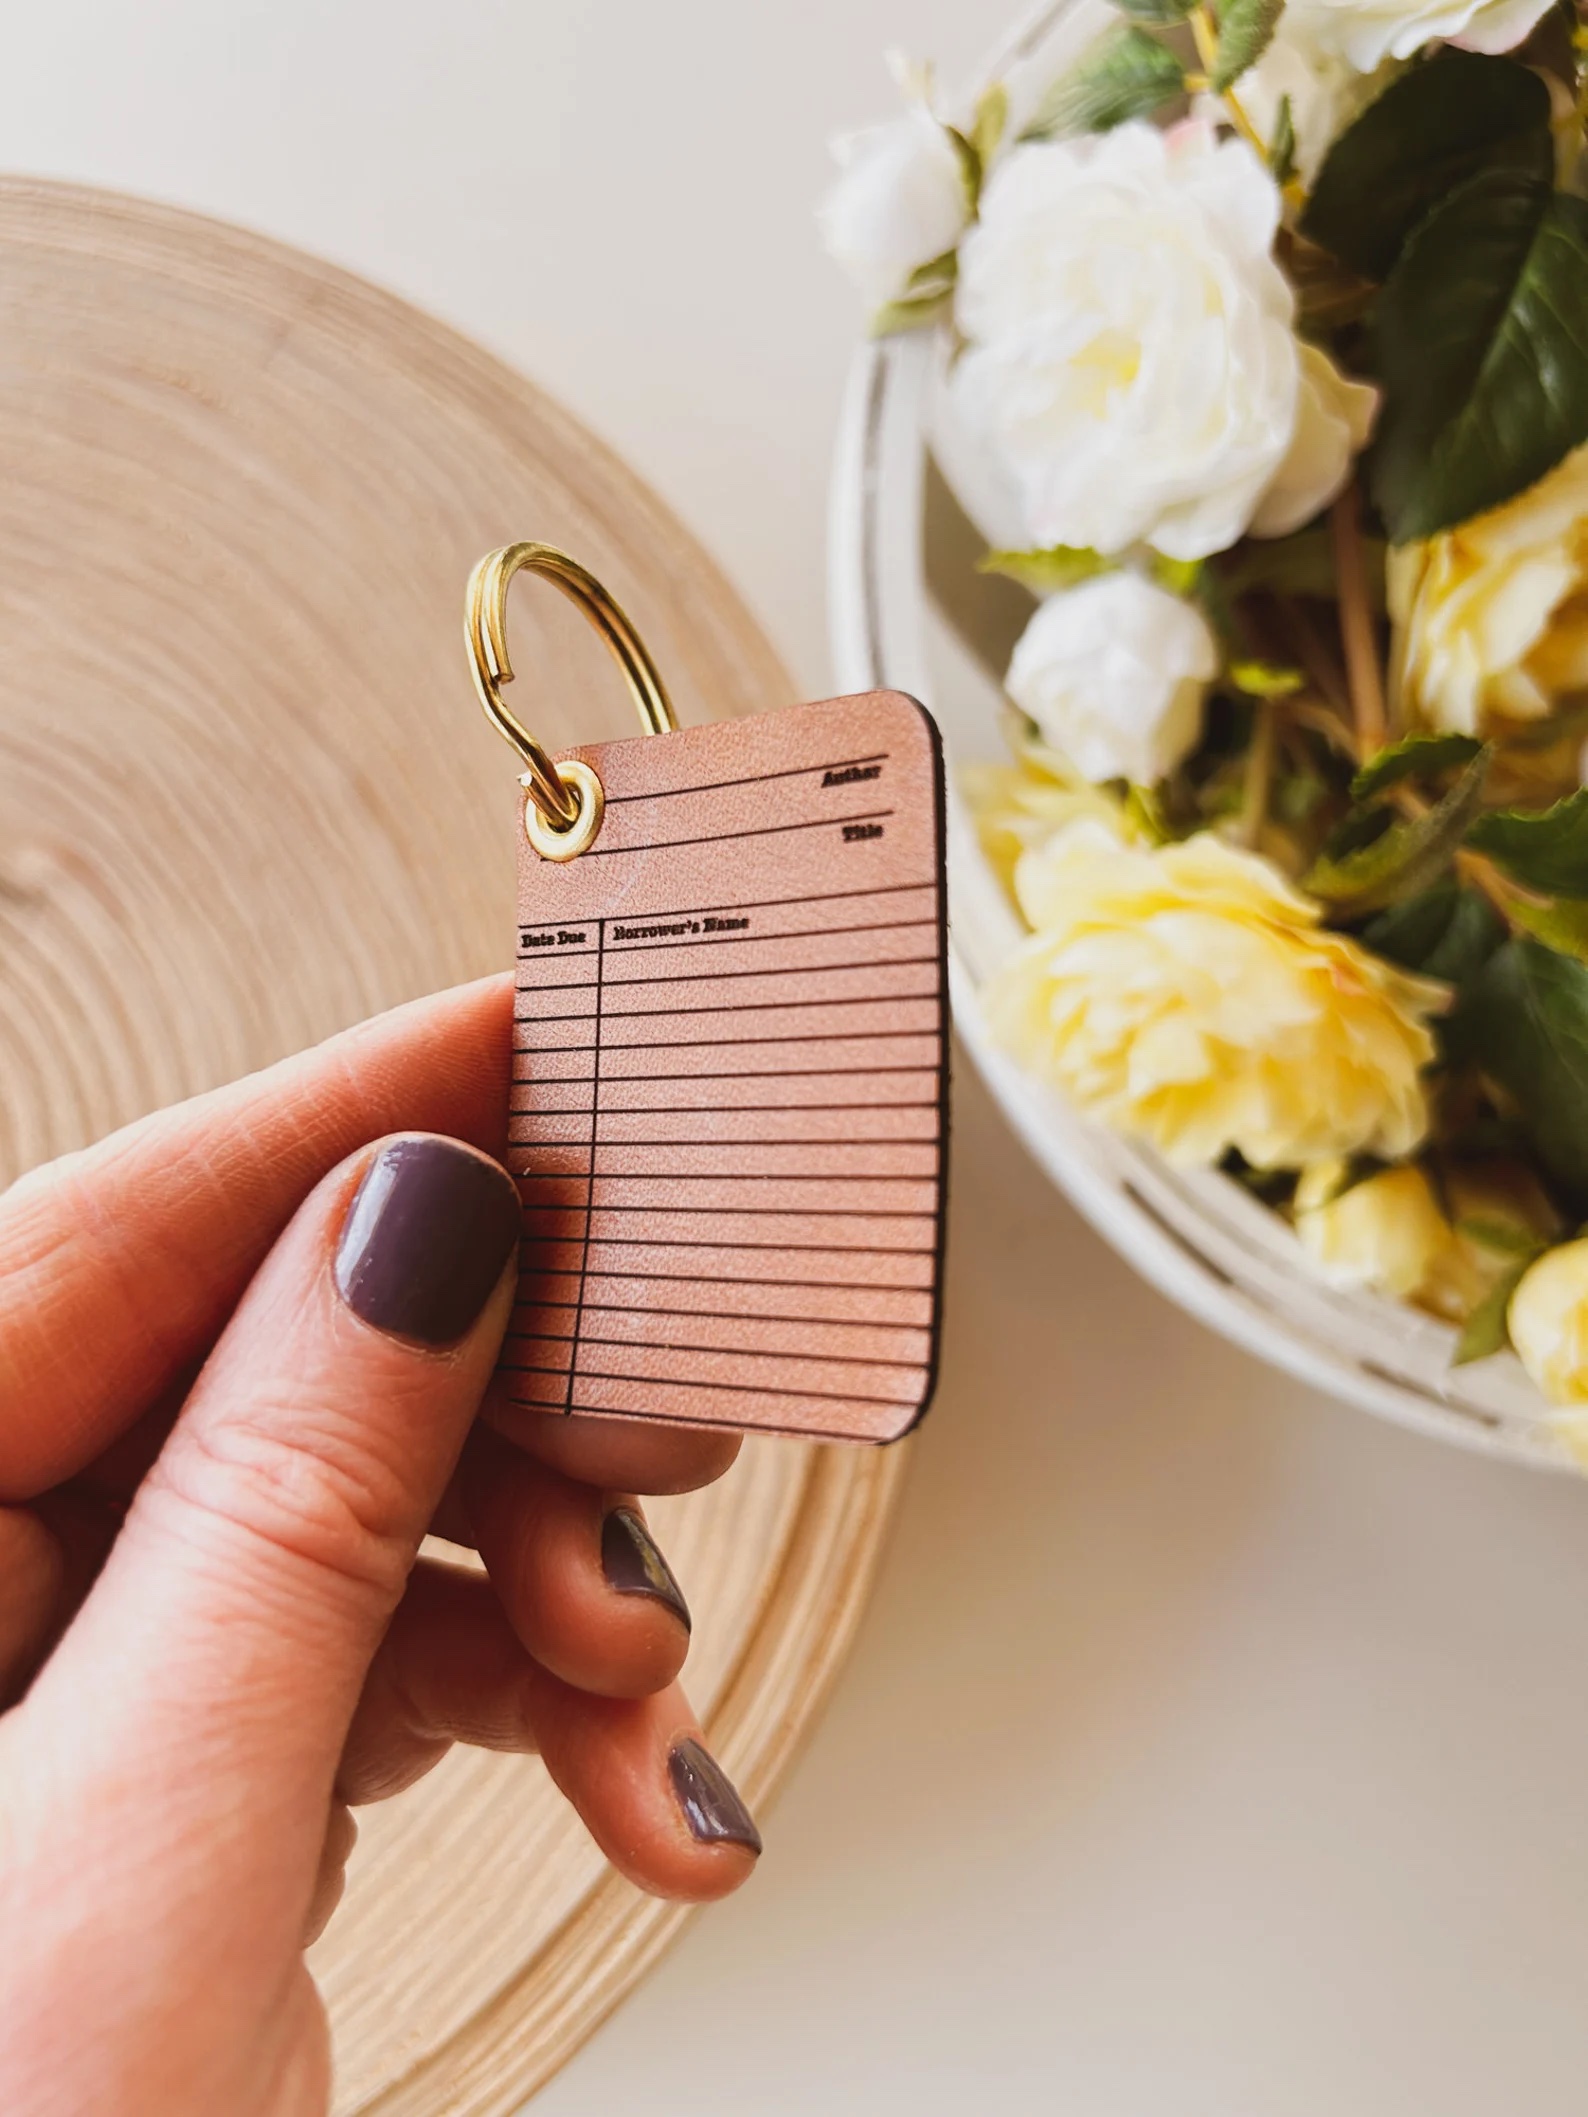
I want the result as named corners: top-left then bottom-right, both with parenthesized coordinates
top-left (952, 120), bottom-right (1300, 561)
top-left (1005, 572), bottom-right (1217, 785)
top-left (1284, 0), bottom-right (1551, 70)
top-left (1251, 342), bottom-right (1379, 538)
top-left (818, 101), bottom-right (969, 311)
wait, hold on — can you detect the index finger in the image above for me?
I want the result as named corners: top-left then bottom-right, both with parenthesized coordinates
top-left (0, 976), bottom-right (512, 1497)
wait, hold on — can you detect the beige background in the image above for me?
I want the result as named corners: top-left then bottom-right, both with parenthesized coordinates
top-left (8, 3), bottom-right (1588, 2110)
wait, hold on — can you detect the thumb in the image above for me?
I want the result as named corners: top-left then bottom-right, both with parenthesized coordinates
top-left (22, 1133), bottom-right (519, 1911)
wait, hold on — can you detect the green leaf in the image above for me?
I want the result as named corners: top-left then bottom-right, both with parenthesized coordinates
top-left (1111, 0), bottom-right (1197, 19)
top-left (902, 248), bottom-right (958, 295)
top-left (1269, 92), bottom-right (1296, 186)
top-left (1228, 659), bottom-right (1304, 698)
top-left (1302, 51), bottom-right (1552, 281)
top-left (969, 82), bottom-right (1009, 169)
top-left (979, 544), bottom-right (1112, 591)
top-left (1304, 751), bottom-right (1490, 914)
top-left (1361, 880), bottom-right (1506, 985)
top-left (869, 289), bottom-right (954, 337)
top-left (1150, 554), bottom-right (1204, 597)
top-left (1449, 937), bottom-right (1588, 1197)
top-left (1370, 172), bottom-right (1588, 542)
top-left (1452, 1257), bottom-right (1530, 1364)
top-left (1125, 782), bottom-right (1173, 843)
top-left (1210, 0), bottom-right (1283, 92)
top-left (944, 124), bottom-right (983, 214)
top-left (1510, 895), bottom-right (1588, 962)
top-left (1019, 26), bottom-right (1186, 139)
top-left (1466, 787), bottom-right (1588, 895)
top-left (1454, 1215), bottom-right (1548, 1259)
top-left (1351, 731), bottom-right (1484, 800)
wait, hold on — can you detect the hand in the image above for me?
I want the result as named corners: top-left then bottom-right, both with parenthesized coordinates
top-left (0, 975), bottom-right (760, 2117)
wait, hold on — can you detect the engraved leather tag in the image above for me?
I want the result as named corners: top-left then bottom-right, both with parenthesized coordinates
top-left (502, 689), bottom-right (948, 1443)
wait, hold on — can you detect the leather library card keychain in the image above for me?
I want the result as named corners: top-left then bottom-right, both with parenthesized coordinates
top-left (465, 542), bottom-right (948, 1443)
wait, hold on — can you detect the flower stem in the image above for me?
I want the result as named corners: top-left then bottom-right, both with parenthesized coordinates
top-left (1189, 6), bottom-right (1268, 161)
top-left (1237, 699), bottom-right (1278, 847)
top-left (1330, 481), bottom-right (1388, 756)
top-left (1279, 691), bottom-right (1359, 764)
top-left (1270, 595), bottom-right (1352, 723)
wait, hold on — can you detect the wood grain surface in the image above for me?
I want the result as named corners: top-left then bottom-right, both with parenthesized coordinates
top-left (0, 178), bottom-right (907, 2113)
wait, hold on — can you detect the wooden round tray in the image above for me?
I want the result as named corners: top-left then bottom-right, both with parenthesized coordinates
top-left (0, 179), bottom-right (907, 2112)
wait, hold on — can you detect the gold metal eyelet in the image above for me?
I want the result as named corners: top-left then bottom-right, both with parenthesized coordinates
top-left (522, 756), bottom-right (605, 862)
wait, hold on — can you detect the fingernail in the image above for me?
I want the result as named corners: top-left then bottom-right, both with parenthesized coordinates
top-left (668, 1738), bottom-right (762, 1856)
top-left (335, 1137), bottom-right (520, 1346)
top-left (602, 1508), bottom-right (692, 1632)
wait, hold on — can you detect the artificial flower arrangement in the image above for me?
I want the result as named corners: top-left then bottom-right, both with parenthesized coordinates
top-left (822, 6), bottom-right (1588, 1431)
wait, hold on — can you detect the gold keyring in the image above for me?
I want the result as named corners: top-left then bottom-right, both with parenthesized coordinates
top-left (465, 542), bottom-right (678, 859)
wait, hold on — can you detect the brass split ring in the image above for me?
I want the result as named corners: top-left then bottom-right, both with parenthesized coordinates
top-left (465, 541), bottom-right (677, 860)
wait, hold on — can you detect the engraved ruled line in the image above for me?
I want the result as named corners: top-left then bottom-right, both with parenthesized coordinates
top-left (518, 982), bottom-right (939, 1027)
top-left (508, 1099), bottom-right (940, 1116)
top-left (497, 1395), bottom-right (905, 1443)
top-left (512, 1063), bottom-right (941, 1083)
top-left (521, 1332), bottom-right (928, 1371)
top-left (508, 1135), bottom-right (937, 1150)
top-left (600, 751), bottom-right (887, 805)
top-left (510, 1167), bottom-right (939, 1183)
top-left (516, 952), bottom-right (939, 1004)
top-left (515, 923), bottom-right (939, 982)
top-left (587, 808), bottom-right (894, 859)
top-left (499, 1362), bottom-right (914, 1407)
top-left (525, 876), bottom-right (933, 934)
top-left (518, 1168), bottom-right (944, 1185)
top-left (512, 1299), bottom-right (928, 1328)
top-left (594, 913), bottom-right (937, 956)
top-left (529, 1210), bottom-right (931, 1227)
top-left (515, 1027), bottom-right (940, 1055)
top-left (510, 1331), bottom-right (923, 1356)
top-left (512, 1268), bottom-right (931, 1293)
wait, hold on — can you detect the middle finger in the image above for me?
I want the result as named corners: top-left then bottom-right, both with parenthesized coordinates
top-left (462, 1429), bottom-right (692, 1700)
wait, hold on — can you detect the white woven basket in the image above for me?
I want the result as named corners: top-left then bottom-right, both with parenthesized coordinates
top-left (827, 0), bottom-right (1572, 1471)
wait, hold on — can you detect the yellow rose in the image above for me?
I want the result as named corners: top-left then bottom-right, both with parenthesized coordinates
top-left (1294, 1163), bottom-right (1451, 1300)
top-left (1388, 441), bottom-right (1588, 736)
top-left (985, 825), bottom-right (1443, 1168)
top-left (963, 743), bottom-right (1130, 897)
top-left (1508, 1239), bottom-right (1588, 1407)
top-left (1294, 1158), bottom-right (1558, 1317)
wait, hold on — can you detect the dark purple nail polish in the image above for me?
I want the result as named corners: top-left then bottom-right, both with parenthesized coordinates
top-left (668, 1738), bottom-right (761, 1855)
top-left (334, 1136), bottom-right (520, 1346)
top-left (602, 1508), bottom-right (691, 1632)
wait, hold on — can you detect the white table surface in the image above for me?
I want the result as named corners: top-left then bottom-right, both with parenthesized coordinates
top-left (12, 5), bottom-right (1588, 2110)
